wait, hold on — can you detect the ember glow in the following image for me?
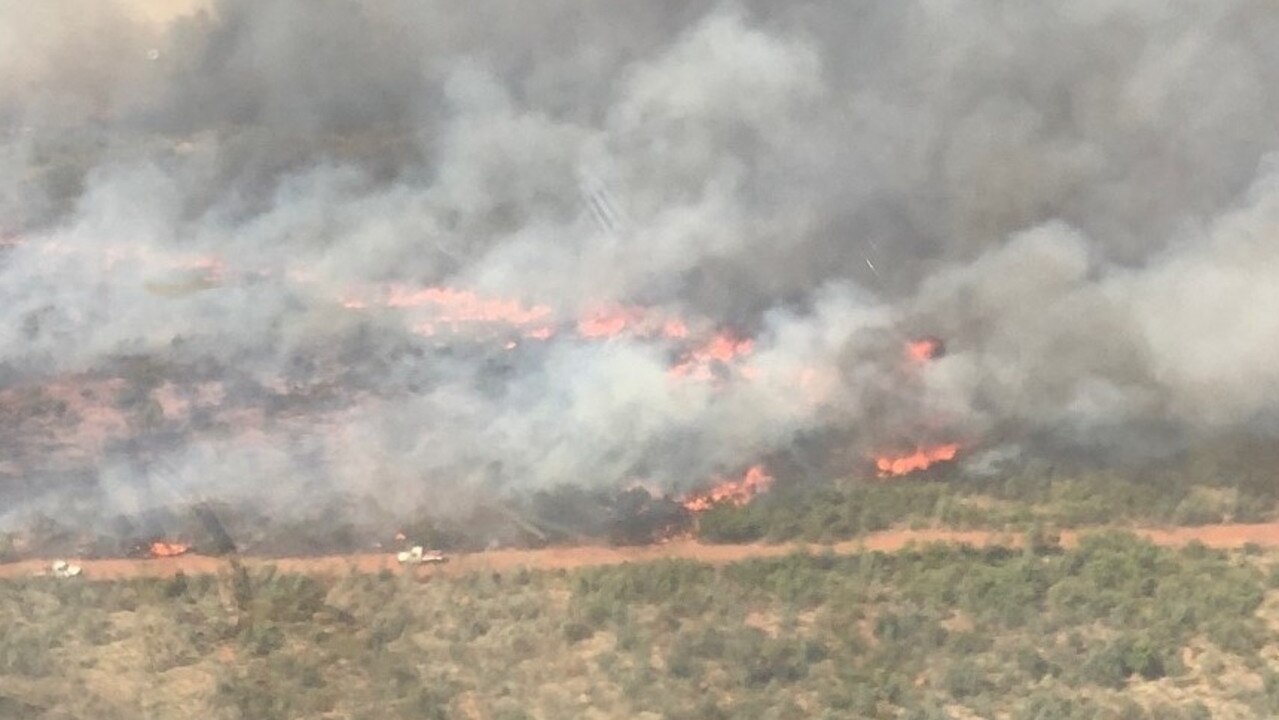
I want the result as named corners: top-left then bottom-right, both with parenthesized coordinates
top-left (577, 306), bottom-right (693, 341)
top-left (681, 465), bottom-right (774, 513)
top-left (341, 288), bottom-right (712, 348)
top-left (389, 286), bottom-right (553, 330)
top-left (148, 541), bottom-right (191, 558)
top-left (670, 332), bottom-right (756, 380)
top-left (577, 307), bottom-right (637, 338)
top-left (345, 282), bottom-right (753, 379)
top-left (906, 337), bottom-right (945, 363)
top-left (342, 284), bottom-right (556, 337)
top-left (875, 444), bottom-right (961, 477)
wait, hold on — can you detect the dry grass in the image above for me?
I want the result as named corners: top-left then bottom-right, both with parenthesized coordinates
top-left (2, 537), bottom-right (1279, 719)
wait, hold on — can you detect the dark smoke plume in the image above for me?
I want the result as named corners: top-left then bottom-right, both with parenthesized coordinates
top-left (1, 0), bottom-right (1277, 524)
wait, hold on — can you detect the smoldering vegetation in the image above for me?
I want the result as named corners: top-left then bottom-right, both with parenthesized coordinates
top-left (1, 1), bottom-right (1278, 533)
top-left (0, 487), bottom-right (694, 561)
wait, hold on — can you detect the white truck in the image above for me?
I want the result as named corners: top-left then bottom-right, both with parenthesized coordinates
top-left (49, 560), bottom-right (83, 578)
top-left (396, 546), bottom-right (447, 565)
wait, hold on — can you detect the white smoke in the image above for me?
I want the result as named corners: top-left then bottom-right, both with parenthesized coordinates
top-left (1, 0), bottom-right (1277, 519)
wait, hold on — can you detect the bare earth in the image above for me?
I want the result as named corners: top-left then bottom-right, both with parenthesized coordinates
top-left (5, 523), bottom-right (1279, 581)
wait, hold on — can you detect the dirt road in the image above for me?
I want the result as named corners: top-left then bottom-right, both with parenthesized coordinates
top-left (5, 523), bottom-right (1279, 581)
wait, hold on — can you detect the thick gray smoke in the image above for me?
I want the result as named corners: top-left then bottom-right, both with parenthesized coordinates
top-left (1, 0), bottom-right (1277, 521)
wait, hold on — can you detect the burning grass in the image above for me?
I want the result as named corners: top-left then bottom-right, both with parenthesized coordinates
top-left (680, 465), bottom-right (774, 514)
top-left (5, 437), bottom-right (1278, 563)
top-left (697, 448), bottom-right (1279, 545)
top-left (147, 540), bottom-right (190, 558)
top-left (875, 443), bottom-right (962, 477)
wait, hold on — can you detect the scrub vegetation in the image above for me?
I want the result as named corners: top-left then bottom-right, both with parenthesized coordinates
top-left (3, 532), bottom-right (1279, 719)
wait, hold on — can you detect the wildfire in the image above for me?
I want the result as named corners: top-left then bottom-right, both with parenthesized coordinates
top-left (670, 332), bottom-right (755, 380)
top-left (874, 443), bottom-right (960, 477)
top-left (388, 286), bottom-right (552, 324)
top-left (346, 283), bottom-right (556, 338)
top-left (681, 465), bottom-right (774, 513)
top-left (149, 540), bottom-right (191, 558)
top-left (577, 307), bottom-right (638, 338)
top-left (577, 306), bottom-right (693, 341)
top-left (906, 337), bottom-right (945, 363)
top-left (338, 284), bottom-right (758, 380)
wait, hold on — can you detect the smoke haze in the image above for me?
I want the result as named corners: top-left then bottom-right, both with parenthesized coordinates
top-left (1, 0), bottom-right (1277, 522)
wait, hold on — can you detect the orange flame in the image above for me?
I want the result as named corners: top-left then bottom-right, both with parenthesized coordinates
top-left (340, 286), bottom-right (753, 379)
top-left (577, 308), bottom-right (638, 338)
top-left (577, 306), bottom-right (692, 341)
top-left (906, 337), bottom-right (944, 363)
top-left (670, 332), bottom-right (755, 379)
top-left (387, 286), bottom-right (553, 325)
top-left (874, 444), bottom-right (960, 477)
top-left (149, 541), bottom-right (191, 558)
top-left (346, 284), bottom-right (554, 330)
top-left (681, 465), bottom-right (774, 513)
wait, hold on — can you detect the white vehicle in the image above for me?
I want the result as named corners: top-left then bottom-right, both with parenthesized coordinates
top-left (50, 560), bottom-right (83, 578)
top-left (395, 546), bottom-right (447, 565)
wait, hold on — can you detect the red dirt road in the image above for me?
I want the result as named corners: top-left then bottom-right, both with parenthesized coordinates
top-left (5, 523), bottom-right (1279, 581)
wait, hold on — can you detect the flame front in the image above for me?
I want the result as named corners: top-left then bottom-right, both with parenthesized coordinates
top-left (577, 306), bottom-right (693, 341)
top-left (874, 444), bottom-right (960, 477)
top-left (669, 332), bottom-right (755, 380)
top-left (681, 465), bottom-right (774, 513)
top-left (347, 282), bottom-right (757, 381)
top-left (4, 237), bottom-right (944, 522)
top-left (149, 541), bottom-right (191, 558)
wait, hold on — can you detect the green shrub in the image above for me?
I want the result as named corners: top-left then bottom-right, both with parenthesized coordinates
top-left (562, 621), bottom-right (594, 644)
top-left (943, 658), bottom-right (987, 698)
top-left (0, 625), bottom-right (53, 676)
top-left (0, 522), bottom-right (1272, 718)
